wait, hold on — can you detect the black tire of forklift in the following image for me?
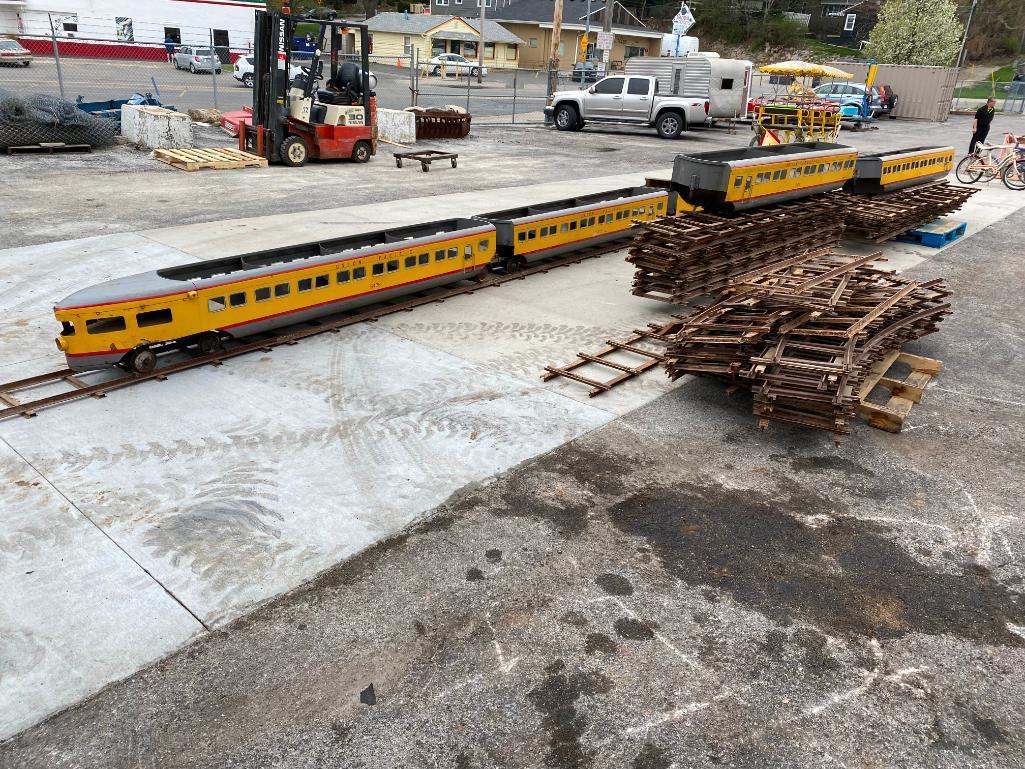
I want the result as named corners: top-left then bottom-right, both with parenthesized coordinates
top-left (655, 110), bottom-right (685, 139)
top-left (280, 135), bottom-right (309, 167)
top-left (351, 140), bottom-right (372, 163)
top-left (554, 104), bottom-right (581, 132)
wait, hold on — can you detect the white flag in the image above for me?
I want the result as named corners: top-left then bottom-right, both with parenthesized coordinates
top-left (672, 3), bottom-right (695, 35)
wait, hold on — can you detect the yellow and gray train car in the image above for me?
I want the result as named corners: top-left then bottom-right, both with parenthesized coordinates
top-left (670, 141), bottom-right (858, 212)
top-left (476, 186), bottom-right (670, 271)
top-left (845, 146), bottom-right (955, 195)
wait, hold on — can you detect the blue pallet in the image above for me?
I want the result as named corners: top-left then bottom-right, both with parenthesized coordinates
top-left (895, 219), bottom-right (966, 248)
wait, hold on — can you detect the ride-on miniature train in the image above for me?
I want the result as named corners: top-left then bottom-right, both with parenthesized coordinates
top-left (670, 141), bottom-right (859, 212)
top-left (54, 187), bottom-right (669, 373)
top-left (844, 146), bottom-right (955, 195)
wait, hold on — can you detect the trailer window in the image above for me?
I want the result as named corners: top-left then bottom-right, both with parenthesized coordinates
top-left (354, 267), bottom-right (366, 280)
top-left (448, 247), bottom-right (458, 259)
top-left (372, 263), bottom-right (384, 276)
top-left (86, 316), bottom-right (126, 334)
top-left (208, 296), bottom-right (226, 312)
top-left (298, 278), bottom-right (313, 292)
top-left (137, 308), bottom-right (173, 327)
top-left (720, 77), bottom-right (734, 89)
top-left (255, 287), bottom-right (271, 302)
top-left (60, 321), bottom-right (75, 337)
top-left (405, 256), bottom-right (416, 268)
top-left (337, 270), bottom-right (350, 283)
top-left (275, 283), bottom-right (290, 297)
top-left (387, 260), bottom-right (399, 272)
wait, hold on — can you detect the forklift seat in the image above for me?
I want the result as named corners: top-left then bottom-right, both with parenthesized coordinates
top-left (317, 89), bottom-right (351, 105)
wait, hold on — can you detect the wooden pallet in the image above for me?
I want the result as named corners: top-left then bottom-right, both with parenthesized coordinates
top-left (7, 142), bottom-right (91, 155)
top-left (857, 350), bottom-right (943, 433)
top-left (153, 147), bottom-right (268, 171)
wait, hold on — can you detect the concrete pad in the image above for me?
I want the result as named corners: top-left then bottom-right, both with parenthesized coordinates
top-left (0, 439), bottom-right (202, 738)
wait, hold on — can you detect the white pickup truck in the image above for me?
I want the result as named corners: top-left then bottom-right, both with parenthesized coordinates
top-left (546, 74), bottom-right (709, 139)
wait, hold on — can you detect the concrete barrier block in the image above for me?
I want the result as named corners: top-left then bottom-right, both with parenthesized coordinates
top-left (376, 108), bottom-right (416, 145)
top-left (121, 105), bottom-right (193, 150)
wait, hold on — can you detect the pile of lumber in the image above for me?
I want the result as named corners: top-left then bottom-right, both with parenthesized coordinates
top-left (663, 251), bottom-right (951, 440)
top-left (840, 181), bottom-right (978, 242)
top-left (627, 197), bottom-right (843, 304)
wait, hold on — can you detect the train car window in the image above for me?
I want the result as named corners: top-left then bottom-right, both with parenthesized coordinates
top-left (387, 260), bottom-right (399, 272)
top-left (755, 173), bottom-right (763, 184)
top-left (419, 253), bottom-right (430, 264)
top-left (372, 263), bottom-right (384, 276)
top-left (274, 283), bottom-right (290, 297)
top-left (561, 223), bottom-right (569, 232)
top-left (464, 245), bottom-right (474, 257)
top-left (298, 278), bottom-right (313, 292)
top-left (657, 202), bottom-right (664, 211)
top-left (86, 316), bottom-right (126, 334)
top-left (229, 292), bottom-right (247, 307)
top-left (589, 217), bottom-right (596, 226)
top-left (526, 231), bottom-right (536, 241)
top-left (435, 250), bottom-right (445, 262)
top-left (775, 170), bottom-right (785, 180)
top-left (60, 321), bottom-right (75, 336)
top-left (733, 177), bottom-right (743, 188)
top-left (448, 247), bottom-right (458, 259)
top-left (208, 297), bottom-right (226, 313)
top-left (315, 275), bottom-right (330, 289)
top-left (569, 221), bottom-right (577, 231)
top-left (647, 207), bottom-right (653, 216)
top-left (255, 287), bottom-right (271, 302)
top-left (137, 308), bottom-right (173, 327)
top-left (579, 218), bottom-right (587, 228)
top-left (819, 164), bottom-right (827, 173)
top-left (337, 270), bottom-right (350, 284)
top-left (405, 256), bottom-right (416, 268)
top-left (354, 267), bottom-right (366, 280)
top-left (518, 231), bottom-right (527, 242)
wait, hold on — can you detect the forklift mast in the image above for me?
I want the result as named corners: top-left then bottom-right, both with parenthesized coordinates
top-left (246, 9), bottom-right (373, 160)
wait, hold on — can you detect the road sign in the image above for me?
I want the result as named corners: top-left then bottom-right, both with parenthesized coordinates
top-left (596, 32), bottom-right (614, 51)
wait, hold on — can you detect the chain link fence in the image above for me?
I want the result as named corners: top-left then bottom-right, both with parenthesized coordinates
top-left (952, 80), bottom-right (1025, 114)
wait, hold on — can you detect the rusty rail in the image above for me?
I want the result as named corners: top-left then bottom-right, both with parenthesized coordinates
top-left (840, 181), bottom-right (979, 243)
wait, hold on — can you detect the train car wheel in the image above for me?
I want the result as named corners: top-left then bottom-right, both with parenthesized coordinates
top-left (554, 105), bottom-right (580, 132)
top-left (280, 135), bottom-right (309, 167)
top-left (198, 332), bottom-right (223, 355)
top-left (655, 111), bottom-right (684, 140)
top-left (128, 348), bottom-right (157, 375)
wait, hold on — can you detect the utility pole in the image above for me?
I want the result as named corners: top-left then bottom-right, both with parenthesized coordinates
top-left (477, 0), bottom-right (485, 84)
top-left (955, 0), bottom-right (977, 70)
top-left (602, 0), bottom-right (614, 33)
top-left (547, 0), bottom-right (563, 102)
top-left (584, 0), bottom-right (591, 62)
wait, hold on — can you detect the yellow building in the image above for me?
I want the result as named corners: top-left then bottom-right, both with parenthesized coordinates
top-left (365, 12), bottom-right (524, 69)
top-left (429, 0), bottom-right (664, 70)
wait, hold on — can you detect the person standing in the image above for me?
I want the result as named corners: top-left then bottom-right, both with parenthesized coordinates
top-left (969, 97), bottom-right (996, 155)
top-left (164, 34), bottom-right (176, 64)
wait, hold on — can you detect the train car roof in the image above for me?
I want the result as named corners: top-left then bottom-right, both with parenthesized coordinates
top-left (55, 217), bottom-right (492, 310)
top-left (859, 146), bottom-right (954, 159)
top-left (476, 186), bottom-right (663, 222)
top-left (674, 141), bottom-right (854, 165)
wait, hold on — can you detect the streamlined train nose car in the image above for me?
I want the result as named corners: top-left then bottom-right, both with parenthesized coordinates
top-left (845, 146), bottom-right (955, 195)
top-left (476, 186), bottom-right (671, 271)
top-left (54, 218), bottom-right (497, 373)
top-left (671, 141), bottom-right (859, 212)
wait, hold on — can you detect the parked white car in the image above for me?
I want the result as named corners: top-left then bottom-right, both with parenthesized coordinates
top-left (233, 54), bottom-right (303, 88)
top-left (173, 46), bottom-right (221, 74)
top-left (427, 53), bottom-right (487, 78)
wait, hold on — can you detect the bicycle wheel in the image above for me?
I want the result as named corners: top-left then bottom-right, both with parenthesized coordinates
top-left (955, 155), bottom-right (984, 184)
top-left (1001, 158), bottom-right (1025, 190)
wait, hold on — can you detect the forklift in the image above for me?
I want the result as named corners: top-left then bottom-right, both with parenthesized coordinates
top-left (240, 8), bottom-right (378, 167)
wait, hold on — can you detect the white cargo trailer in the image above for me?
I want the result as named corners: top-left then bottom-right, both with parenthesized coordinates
top-left (624, 56), bottom-right (753, 120)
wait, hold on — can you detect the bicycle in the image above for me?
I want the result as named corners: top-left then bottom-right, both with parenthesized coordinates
top-left (955, 134), bottom-right (1025, 190)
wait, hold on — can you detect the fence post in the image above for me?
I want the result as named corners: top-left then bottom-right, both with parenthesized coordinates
top-left (512, 69), bottom-right (517, 124)
top-left (209, 28), bottom-right (219, 111)
top-left (47, 13), bottom-right (66, 101)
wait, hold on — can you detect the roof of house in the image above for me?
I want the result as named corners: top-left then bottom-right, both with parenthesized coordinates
top-left (430, 0), bottom-right (655, 35)
top-left (366, 12), bottom-right (525, 44)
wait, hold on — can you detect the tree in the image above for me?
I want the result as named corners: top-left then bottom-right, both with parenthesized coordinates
top-left (865, 0), bottom-right (963, 66)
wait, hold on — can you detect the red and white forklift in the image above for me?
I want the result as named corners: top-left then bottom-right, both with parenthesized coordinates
top-left (240, 9), bottom-right (378, 166)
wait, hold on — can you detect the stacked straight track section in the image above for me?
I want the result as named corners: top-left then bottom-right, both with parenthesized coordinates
top-left (840, 181), bottom-right (979, 242)
top-left (663, 251), bottom-right (951, 442)
top-left (627, 197), bottom-right (844, 304)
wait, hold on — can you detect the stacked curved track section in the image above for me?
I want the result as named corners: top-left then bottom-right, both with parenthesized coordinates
top-left (837, 181), bottom-right (978, 243)
top-left (663, 252), bottom-right (951, 442)
top-left (626, 198), bottom-right (844, 304)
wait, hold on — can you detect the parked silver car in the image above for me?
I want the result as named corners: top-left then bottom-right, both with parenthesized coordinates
top-left (173, 46), bottom-right (222, 74)
top-left (427, 53), bottom-right (487, 78)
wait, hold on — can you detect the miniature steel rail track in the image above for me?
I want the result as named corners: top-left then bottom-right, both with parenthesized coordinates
top-left (0, 239), bottom-right (628, 421)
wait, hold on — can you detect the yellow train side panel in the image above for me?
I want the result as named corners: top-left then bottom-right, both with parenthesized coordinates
top-left (724, 151), bottom-right (858, 204)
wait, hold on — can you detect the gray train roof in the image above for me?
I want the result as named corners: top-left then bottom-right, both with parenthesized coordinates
top-left (673, 141), bottom-right (853, 168)
top-left (857, 146), bottom-right (953, 161)
top-left (56, 218), bottom-right (493, 310)
top-left (476, 186), bottom-right (663, 223)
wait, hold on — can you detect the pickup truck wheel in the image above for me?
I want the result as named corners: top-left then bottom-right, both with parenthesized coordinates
top-left (554, 104), bottom-right (581, 132)
top-left (655, 111), bottom-right (684, 139)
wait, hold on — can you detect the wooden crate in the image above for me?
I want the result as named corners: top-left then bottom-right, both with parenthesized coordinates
top-left (857, 350), bottom-right (943, 433)
top-left (153, 147), bottom-right (267, 171)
